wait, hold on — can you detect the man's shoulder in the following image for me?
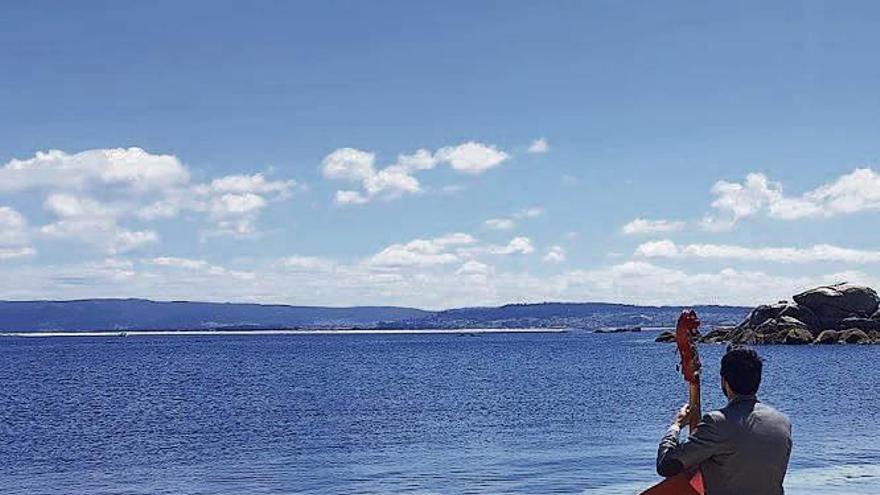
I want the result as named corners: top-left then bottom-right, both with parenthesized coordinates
top-left (754, 402), bottom-right (792, 427)
top-left (703, 409), bottom-right (726, 423)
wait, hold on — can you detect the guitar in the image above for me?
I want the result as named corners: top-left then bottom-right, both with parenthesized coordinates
top-left (640, 310), bottom-right (705, 495)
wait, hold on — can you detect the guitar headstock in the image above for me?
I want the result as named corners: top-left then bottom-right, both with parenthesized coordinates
top-left (675, 309), bottom-right (702, 384)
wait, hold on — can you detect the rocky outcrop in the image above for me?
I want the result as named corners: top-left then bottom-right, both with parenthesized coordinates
top-left (814, 330), bottom-right (839, 344)
top-left (793, 283), bottom-right (879, 329)
top-left (700, 327), bottom-right (732, 343)
top-left (839, 328), bottom-right (871, 344)
top-left (654, 330), bottom-right (676, 343)
top-left (783, 327), bottom-right (813, 345)
top-left (745, 301), bottom-right (820, 331)
top-left (837, 317), bottom-right (880, 332)
top-left (658, 283), bottom-right (880, 345)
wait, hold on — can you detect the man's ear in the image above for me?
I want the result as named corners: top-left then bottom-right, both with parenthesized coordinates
top-left (721, 377), bottom-right (732, 398)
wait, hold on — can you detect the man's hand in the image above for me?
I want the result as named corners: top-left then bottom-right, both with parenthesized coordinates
top-left (673, 403), bottom-right (693, 428)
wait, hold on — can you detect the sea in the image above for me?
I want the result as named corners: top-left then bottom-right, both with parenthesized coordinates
top-left (1, 330), bottom-right (877, 495)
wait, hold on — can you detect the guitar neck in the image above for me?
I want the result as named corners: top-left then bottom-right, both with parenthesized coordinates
top-left (688, 379), bottom-right (702, 434)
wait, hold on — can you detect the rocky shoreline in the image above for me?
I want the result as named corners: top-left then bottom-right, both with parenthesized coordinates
top-left (656, 283), bottom-right (880, 345)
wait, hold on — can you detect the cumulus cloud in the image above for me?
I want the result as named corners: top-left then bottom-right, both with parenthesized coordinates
top-left (138, 172), bottom-right (294, 237)
top-left (702, 168), bottom-right (880, 229)
top-left (0, 148), bottom-right (189, 193)
top-left (543, 245), bottom-right (566, 263)
top-left (2, 148), bottom-right (296, 247)
top-left (527, 138), bottom-right (549, 154)
top-left (323, 142), bottom-right (510, 205)
top-left (435, 142), bottom-right (509, 174)
top-left (40, 194), bottom-right (158, 254)
top-left (489, 236), bottom-right (535, 255)
top-left (635, 239), bottom-right (880, 264)
top-left (622, 218), bottom-right (686, 235)
top-left (0, 206), bottom-right (35, 259)
top-left (369, 233), bottom-right (476, 267)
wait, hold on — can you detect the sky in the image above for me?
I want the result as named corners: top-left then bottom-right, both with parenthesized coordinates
top-left (1, 1), bottom-right (880, 308)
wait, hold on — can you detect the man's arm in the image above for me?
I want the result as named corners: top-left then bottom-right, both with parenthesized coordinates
top-left (656, 408), bottom-right (724, 477)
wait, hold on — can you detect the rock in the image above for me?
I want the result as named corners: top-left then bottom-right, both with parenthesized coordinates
top-left (793, 283), bottom-right (880, 328)
top-left (753, 316), bottom-right (811, 337)
top-left (745, 302), bottom-right (820, 331)
top-left (728, 327), bottom-right (758, 345)
top-left (655, 330), bottom-right (675, 343)
top-left (814, 330), bottom-right (839, 344)
top-left (596, 326), bottom-right (642, 333)
top-left (869, 330), bottom-right (880, 343)
top-left (838, 317), bottom-right (880, 332)
top-left (783, 327), bottom-right (813, 345)
top-left (839, 328), bottom-right (871, 344)
top-left (701, 327), bottom-right (731, 343)
top-left (754, 319), bottom-right (779, 335)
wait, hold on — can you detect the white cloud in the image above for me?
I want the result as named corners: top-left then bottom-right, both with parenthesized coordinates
top-left (323, 142), bottom-right (510, 205)
top-left (0, 247), bottom-right (36, 260)
top-left (484, 218), bottom-right (516, 230)
top-left (703, 168), bottom-right (880, 228)
top-left (0, 148), bottom-right (189, 193)
top-left (543, 245), bottom-right (566, 263)
top-left (2, 148), bottom-right (296, 244)
top-left (793, 168), bottom-right (880, 217)
top-left (369, 233), bottom-right (476, 267)
top-left (147, 256), bottom-right (254, 280)
top-left (40, 193), bottom-right (158, 254)
top-left (635, 239), bottom-right (880, 264)
top-left (622, 218), bottom-right (686, 235)
top-left (321, 148), bottom-right (376, 181)
top-left (193, 173), bottom-right (294, 197)
top-left (139, 172), bottom-right (294, 237)
top-left (482, 207), bottom-right (544, 231)
top-left (2, 246), bottom-right (878, 309)
top-left (334, 190), bottom-right (370, 205)
top-left (514, 207), bottom-right (544, 219)
top-left (527, 138), bottom-right (549, 154)
top-left (455, 260), bottom-right (493, 276)
top-left (634, 239), bottom-right (680, 258)
top-left (489, 236), bottom-right (534, 255)
top-left (280, 256), bottom-right (336, 272)
top-left (434, 142), bottom-right (509, 174)
top-left (0, 206), bottom-right (34, 258)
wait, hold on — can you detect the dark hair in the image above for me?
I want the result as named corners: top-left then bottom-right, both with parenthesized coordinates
top-left (721, 347), bottom-right (763, 395)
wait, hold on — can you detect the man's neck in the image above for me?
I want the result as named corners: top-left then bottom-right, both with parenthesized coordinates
top-left (727, 393), bottom-right (758, 404)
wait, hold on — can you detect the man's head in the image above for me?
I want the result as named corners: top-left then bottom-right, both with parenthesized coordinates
top-left (720, 347), bottom-right (763, 398)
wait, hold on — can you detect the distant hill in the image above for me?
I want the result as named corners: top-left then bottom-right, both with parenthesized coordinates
top-left (384, 302), bottom-right (749, 330)
top-left (0, 298), bottom-right (750, 333)
top-left (0, 299), bottom-right (429, 332)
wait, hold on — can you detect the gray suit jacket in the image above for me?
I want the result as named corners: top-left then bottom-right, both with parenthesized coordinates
top-left (656, 395), bottom-right (792, 495)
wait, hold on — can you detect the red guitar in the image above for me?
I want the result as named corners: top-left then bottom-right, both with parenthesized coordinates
top-left (640, 310), bottom-right (705, 495)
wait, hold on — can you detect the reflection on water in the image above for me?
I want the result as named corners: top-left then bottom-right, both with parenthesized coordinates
top-left (0, 332), bottom-right (877, 494)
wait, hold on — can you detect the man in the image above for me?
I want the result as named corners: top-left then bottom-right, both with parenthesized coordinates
top-left (656, 347), bottom-right (792, 495)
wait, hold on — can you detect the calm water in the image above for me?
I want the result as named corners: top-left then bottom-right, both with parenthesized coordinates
top-left (1, 332), bottom-right (877, 495)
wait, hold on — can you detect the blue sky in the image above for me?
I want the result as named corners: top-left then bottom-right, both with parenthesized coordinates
top-left (1, 1), bottom-right (879, 308)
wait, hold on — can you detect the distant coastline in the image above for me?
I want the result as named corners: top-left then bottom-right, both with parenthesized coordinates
top-left (0, 298), bottom-right (749, 334)
top-left (1, 328), bottom-right (570, 338)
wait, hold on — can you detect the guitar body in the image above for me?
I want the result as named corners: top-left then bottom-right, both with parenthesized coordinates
top-left (640, 470), bottom-right (704, 495)
top-left (640, 310), bottom-right (705, 495)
